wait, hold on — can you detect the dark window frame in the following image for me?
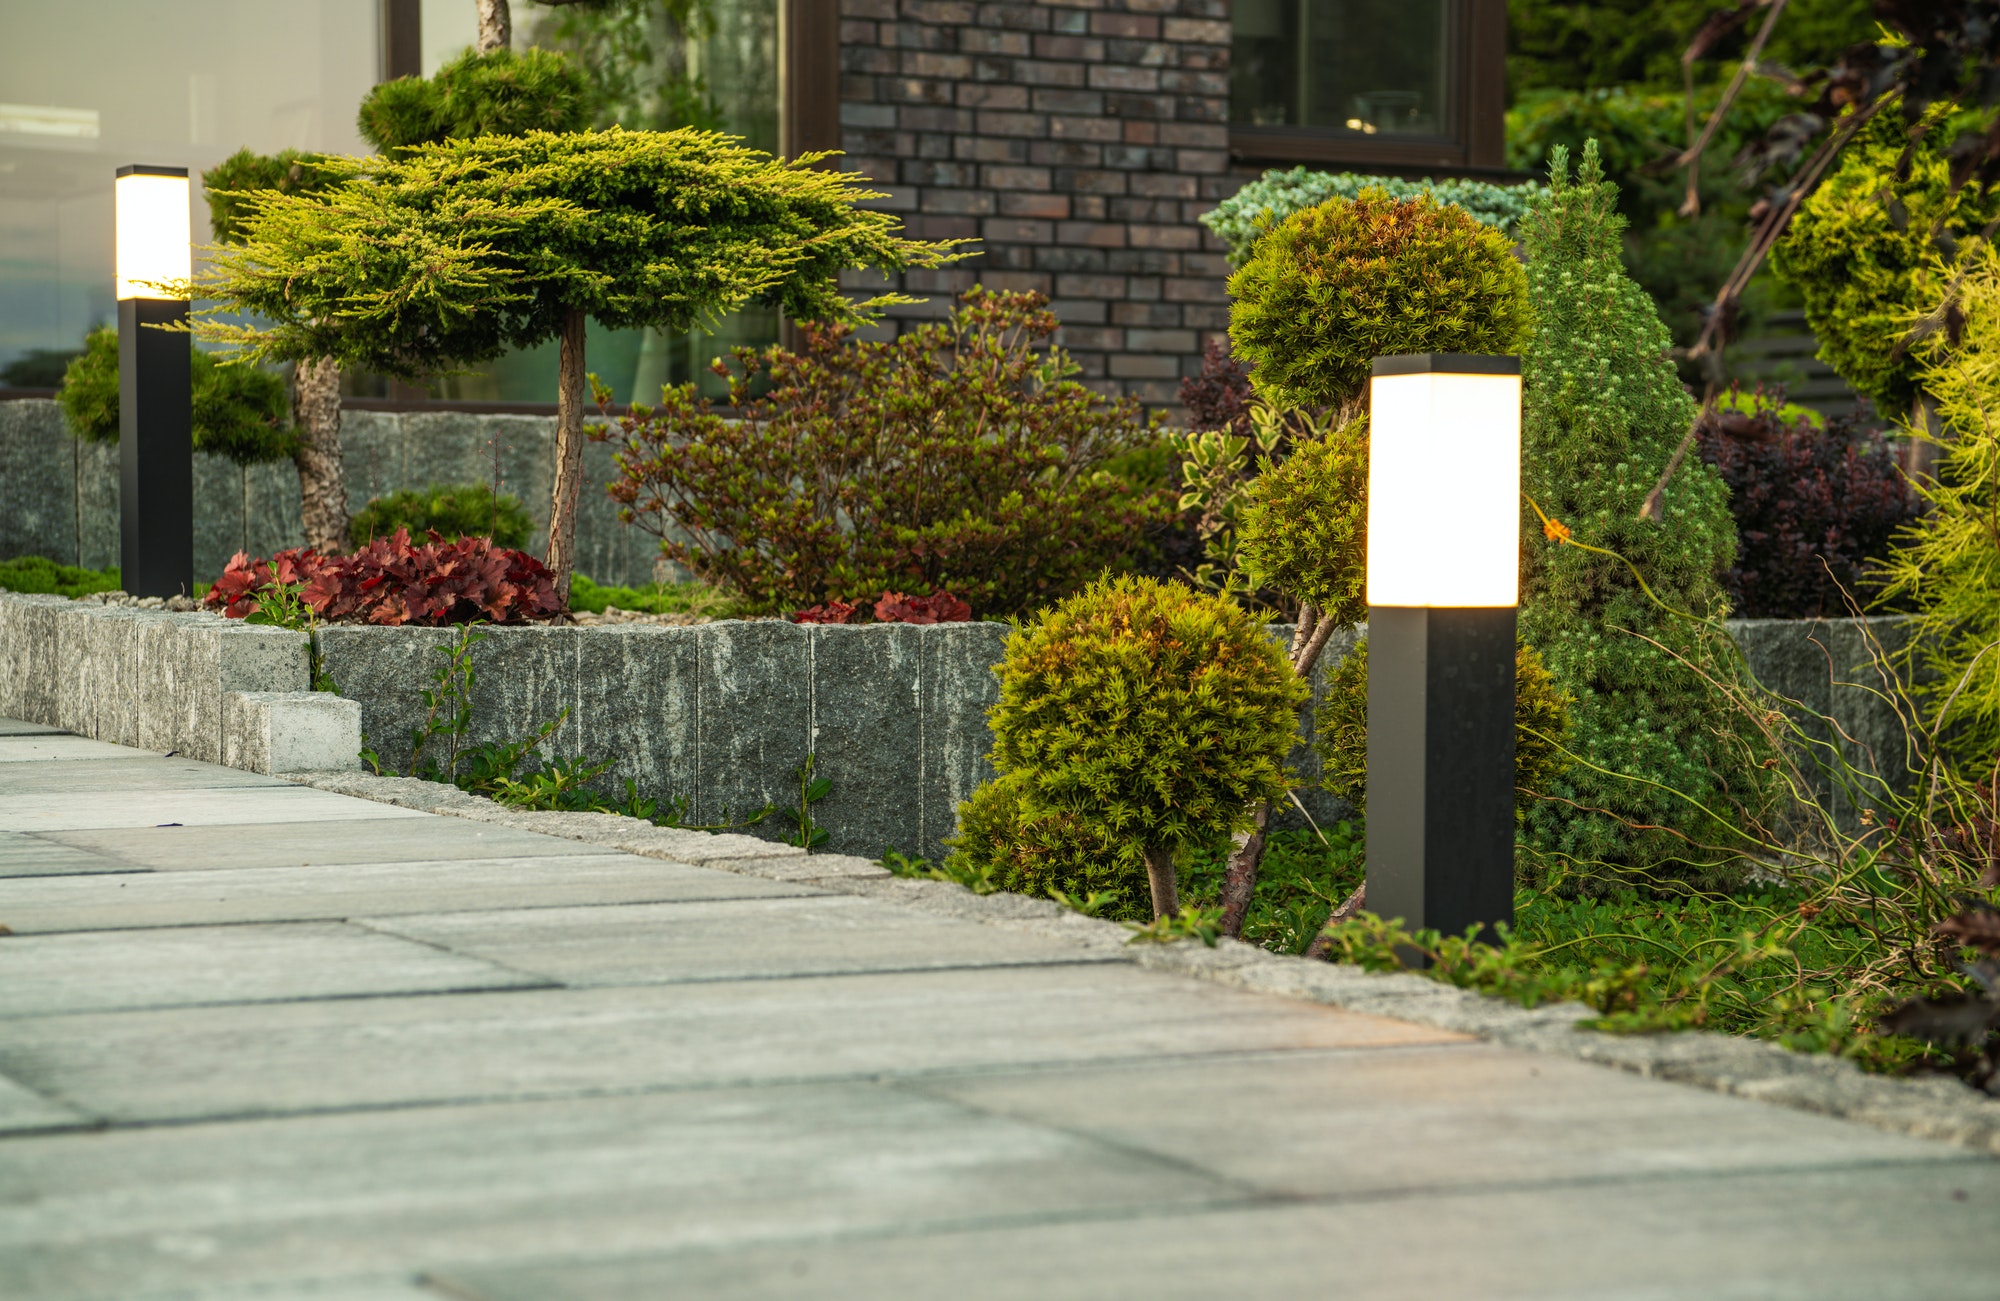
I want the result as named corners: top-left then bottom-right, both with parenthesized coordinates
top-left (1228, 0), bottom-right (1507, 175)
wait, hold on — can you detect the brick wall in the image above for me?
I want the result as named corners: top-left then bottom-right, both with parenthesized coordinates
top-left (835, 0), bottom-right (1238, 410)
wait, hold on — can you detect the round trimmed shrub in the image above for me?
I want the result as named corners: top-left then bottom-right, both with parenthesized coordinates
top-left (357, 47), bottom-right (594, 151)
top-left (1227, 189), bottom-right (1531, 412)
top-left (349, 482), bottom-right (536, 550)
top-left (949, 575), bottom-right (1306, 917)
top-left (1236, 415), bottom-right (1369, 625)
top-left (58, 326), bottom-right (294, 466)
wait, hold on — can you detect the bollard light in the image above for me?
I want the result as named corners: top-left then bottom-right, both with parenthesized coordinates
top-left (115, 165), bottom-right (194, 598)
top-left (1364, 353), bottom-right (1521, 945)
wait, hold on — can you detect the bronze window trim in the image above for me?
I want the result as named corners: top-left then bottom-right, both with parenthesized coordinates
top-left (781, 0), bottom-right (842, 163)
top-left (1228, 0), bottom-right (1506, 173)
top-left (380, 0), bottom-right (420, 81)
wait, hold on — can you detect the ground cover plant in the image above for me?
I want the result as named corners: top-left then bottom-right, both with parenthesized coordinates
top-left (567, 573), bottom-right (743, 619)
top-left (205, 530), bottom-right (560, 626)
top-left (0, 557), bottom-right (121, 599)
top-left (594, 290), bottom-right (1171, 618)
top-left (947, 575), bottom-right (1305, 921)
top-left (790, 591), bottom-right (973, 625)
top-left (349, 483), bottom-right (537, 551)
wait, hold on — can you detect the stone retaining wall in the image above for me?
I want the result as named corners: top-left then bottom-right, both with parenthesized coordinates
top-left (0, 589), bottom-right (1916, 862)
top-left (0, 398), bottom-right (660, 589)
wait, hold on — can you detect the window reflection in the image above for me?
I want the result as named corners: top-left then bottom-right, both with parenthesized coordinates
top-left (1232, 0), bottom-right (1456, 138)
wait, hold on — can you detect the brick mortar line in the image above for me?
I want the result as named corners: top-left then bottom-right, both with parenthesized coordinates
top-left (283, 769), bottom-right (2000, 1157)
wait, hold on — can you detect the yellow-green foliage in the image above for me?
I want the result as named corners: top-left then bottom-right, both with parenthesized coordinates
top-left (948, 576), bottom-right (1307, 912)
top-left (1875, 243), bottom-right (2000, 769)
top-left (1226, 189), bottom-right (1531, 411)
top-left (1313, 637), bottom-right (1575, 824)
top-left (1235, 414), bottom-right (1369, 623)
top-left (1772, 106), bottom-right (2000, 418)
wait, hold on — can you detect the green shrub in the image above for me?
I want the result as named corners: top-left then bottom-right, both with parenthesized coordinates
top-left (57, 327), bottom-right (294, 466)
top-left (1227, 190), bottom-right (1531, 412)
top-left (1235, 415), bottom-right (1369, 624)
top-left (1875, 243), bottom-right (2000, 770)
top-left (1518, 143), bottom-right (1778, 889)
top-left (595, 290), bottom-right (1173, 618)
top-left (1772, 106), bottom-right (2000, 418)
top-left (1202, 168), bottom-right (1541, 268)
top-left (356, 47), bottom-right (594, 151)
top-left (0, 556), bottom-right (121, 598)
top-left (568, 572), bottom-right (745, 619)
top-left (203, 148), bottom-right (340, 244)
top-left (947, 575), bottom-right (1306, 916)
top-left (1312, 637), bottom-right (1575, 824)
top-left (349, 483), bottom-right (536, 550)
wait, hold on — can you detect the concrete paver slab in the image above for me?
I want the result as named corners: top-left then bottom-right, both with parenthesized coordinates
top-left (0, 966), bottom-right (1463, 1123)
top-left (435, 1162), bottom-right (2000, 1301)
top-left (0, 756), bottom-right (290, 796)
top-left (0, 734), bottom-right (157, 763)
top-left (0, 1082), bottom-right (1223, 1301)
top-left (35, 818), bottom-right (625, 873)
top-left (0, 856), bottom-right (811, 934)
top-left (0, 788), bottom-right (432, 834)
top-left (0, 1072), bottom-right (85, 1135)
top-left (916, 1044), bottom-right (1964, 1195)
top-left (0, 831), bottom-right (130, 878)
top-left (0, 721), bottom-right (66, 737)
top-left (364, 895), bottom-right (1117, 986)
top-left (0, 922), bottom-right (550, 1017)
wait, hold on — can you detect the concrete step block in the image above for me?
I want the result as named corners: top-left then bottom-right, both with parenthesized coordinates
top-left (223, 690), bottom-right (363, 774)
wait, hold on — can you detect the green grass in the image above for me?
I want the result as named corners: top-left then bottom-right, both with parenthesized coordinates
top-left (568, 573), bottom-right (748, 619)
top-left (0, 556), bottom-right (121, 598)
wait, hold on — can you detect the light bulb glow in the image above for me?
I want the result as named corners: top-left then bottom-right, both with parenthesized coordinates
top-left (1366, 361), bottom-right (1521, 608)
top-left (115, 168), bottom-right (191, 300)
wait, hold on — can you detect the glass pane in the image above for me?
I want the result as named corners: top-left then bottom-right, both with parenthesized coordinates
top-left (0, 0), bottom-right (378, 386)
top-left (1232, 0), bottom-right (1455, 138)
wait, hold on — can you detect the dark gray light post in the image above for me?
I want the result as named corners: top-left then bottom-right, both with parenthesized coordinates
top-left (1364, 354), bottom-right (1521, 943)
top-left (115, 164), bottom-right (193, 598)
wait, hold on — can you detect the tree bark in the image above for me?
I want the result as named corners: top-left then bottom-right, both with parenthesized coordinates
top-left (291, 356), bottom-right (349, 555)
top-left (546, 307), bottom-right (588, 608)
top-left (476, 0), bottom-right (510, 54)
top-left (1143, 844), bottom-right (1179, 921)
top-left (1302, 882), bottom-right (1366, 961)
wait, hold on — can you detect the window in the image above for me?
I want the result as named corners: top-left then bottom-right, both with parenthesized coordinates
top-left (1229, 0), bottom-right (1506, 173)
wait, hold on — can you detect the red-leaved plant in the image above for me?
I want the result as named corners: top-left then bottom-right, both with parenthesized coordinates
top-left (207, 529), bottom-right (562, 626)
top-left (790, 590), bottom-right (972, 625)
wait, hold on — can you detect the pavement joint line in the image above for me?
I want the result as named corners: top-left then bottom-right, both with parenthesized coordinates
top-left (277, 767), bottom-right (2000, 1159)
top-left (0, 979), bottom-right (568, 1020)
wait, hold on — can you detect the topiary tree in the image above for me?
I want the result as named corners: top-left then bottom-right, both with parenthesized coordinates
top-left (349, 482), bottom-right (537, 550)
top-left (57, 325), bottom-right (294, 467)
top-left (356, 46), bottom-right (594, 151)
top-left (1227, 189), bottom-right (1532, 416)
top-left (1771, 106), bottom-right (2000, 423)
top-left (203, 148), bottom-right (349, 552)
top-left (190, 128), bottom-right (956, 603)
top-left (1519, 142), bottom-right (1777, 890)
top-left (951, 575), bottom-right (1306, 920)
top-left (1235, 418), bottom-right (1370, 627)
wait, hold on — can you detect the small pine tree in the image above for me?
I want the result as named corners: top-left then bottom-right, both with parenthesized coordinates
top-left (1518, 143), bottom-right (1775, 889)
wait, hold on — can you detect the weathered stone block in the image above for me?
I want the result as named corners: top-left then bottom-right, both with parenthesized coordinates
top-left (223, 690), bottom-right (363, 773)
top-left (193, 454), bottom-right (245, 583)
top-left (74, 438), bottom-right (120, 572)
top-left (337, 411), bottom-right (404, 510)
top-left (244, 459), bottom-right (305, 558)
top-left (572, 624), bottom-right (701, 810)
top-left (810, 622), bottom-right (924, 858)
top-left (399, 412), bottom-right (555, 553)
top-left (315, 624), bottom-right (458, 775)
top-left (85, 607), bottom-right (143, 746)
top-left (466, 624), bottom-right (584, 763)
top-left (695, 620), bottom-right (812, 834)
top-left (916, 620), bottom-right (1011, 863)
top-left (0, 595), bottom-right (70, 724)
top-left (0, 400), bottom-right (77, 564)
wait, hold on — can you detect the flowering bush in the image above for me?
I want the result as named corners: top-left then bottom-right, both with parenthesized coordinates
top-left (1695, 390), bottom-right (1919, 619)
top-left (593, 289), bottom-right (1172, 618)
top-left (206, 529), bottom-right (561, 626)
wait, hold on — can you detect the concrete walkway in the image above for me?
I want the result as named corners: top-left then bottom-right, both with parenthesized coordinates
top-left (0, 719), bottom-right (1990, 1300)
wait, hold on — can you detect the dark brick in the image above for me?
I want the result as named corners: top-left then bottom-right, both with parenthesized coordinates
top-left (957, 82), bottom-right (1029, 109)
top-left (1058, 326), bottom-right (1124, 351)
top-left (983, 164), bottom-right (1051, 190)
top-left (904, 51), bottom-right (975, 78)
top-left (975, 110), bottom-right (1049, 137)
top-left (1012, 59), bottom-right (1087, 87)
top-left (1032, 245), bottom-right (1108, 272)
top-left (1031, 141), bottom-right (1103, 166)
top-left (1128, 222), bottom-right (1202, 249)
top-left (981, 216), bottom-right (1055, 242)
top-left (1125, 327), bottom-right (1197, 352)
top-left (1033, 35), bottom-right (1105, 60)
top-left (1056, 273), bottom-right (1126, 298)
top-left (1164, 276), bottom-right (1224, 302)
top-left (999, 191), bottom-right (1071, 219)
top-left (1089, 64), bottom-right (1161, 92)
top-left (956, 27), bottom-right (1031, 55)
top-left (903, 160), bottom-right (979, 187)
top-left (1090, 13), bottom-right (1161, 38)
top-left (1129, 172), bottom-right (1197, 198)
top-left (1158, 122), bottom-right (1227, 149)
top-left (1056, 220), bottom-right (1128, 248)
top-left (922, 188), bottom-right (997, 215)
top-left (1048, 297), bottom-right (1109, 323)
top-left (1106, 249), bottom-right (1177, 274)
top-left (844, 44), bottom-right (896, 74)
top-left (1032, 89), bottom-right (1105, 114)
top-left (978, 270), bottom-right (1054, 294)
top-left (1071, 195), bottom-right (1108, 220)
top-left (1109, 353), bottom-right (1180, 379)
top-left (1053, 167), bottom-right (1128, 195)
top-left (1109, 197), bottom-right (1183, 223)
top-left (1104, 40), bottom-right (1174, 67)
top-left (1049, 115), bottom-right (1123, 143)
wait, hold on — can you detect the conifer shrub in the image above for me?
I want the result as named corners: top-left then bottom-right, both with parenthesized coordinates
top-left (947, 575), bottom-right (1306, 918)
top-left (595, 290), bottom-right (1170, 618)
top-left (1313, 637), bottom-right (1575, 821)
top-left (1227, 190), bottom-right (1531, 411)
top-left (58, 326), bottom-right (295, 466)
top-left (349, 483), bottom-right (537, 550)
top-left (356, 47), bottom-right (594, 151)
top-left (1772, 107), bottom-right (2000, 418)
top-left (1235, 417), bottom-right (1370, 625)
top-left (1202, 168), bottom-right (1540, 268)
top-left (1518, 144), bottom-right (1777, 889)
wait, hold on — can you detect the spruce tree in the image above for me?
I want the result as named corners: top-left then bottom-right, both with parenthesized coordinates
top-left (1518, 143), bottom-right (1773, 888)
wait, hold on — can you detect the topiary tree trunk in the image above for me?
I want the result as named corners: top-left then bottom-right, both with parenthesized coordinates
top-left (476, 0), bottom-right (510, 54)
top-left (546, 308), bottom-right (589, 601)
top-left (291, 356), bottom-right (349, 555)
